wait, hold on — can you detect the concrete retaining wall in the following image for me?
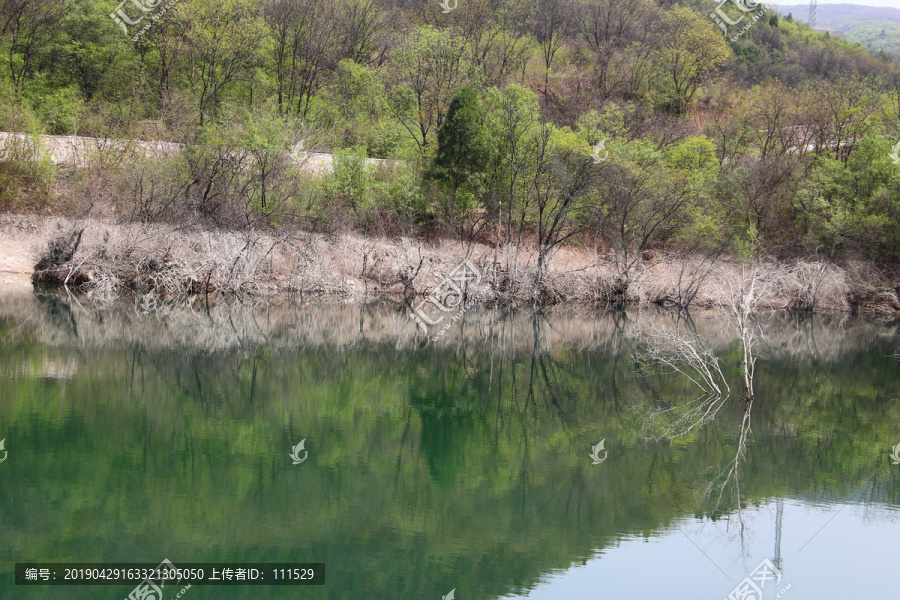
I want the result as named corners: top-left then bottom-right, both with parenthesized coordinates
top-left (0, 132), bottom-right (397, 175)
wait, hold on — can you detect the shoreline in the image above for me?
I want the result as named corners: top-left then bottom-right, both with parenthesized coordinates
top-left (1, 213), bottom-right (898, 317)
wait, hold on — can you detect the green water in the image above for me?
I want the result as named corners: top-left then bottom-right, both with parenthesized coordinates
top-left (1, 290), bottom-right (899, 599)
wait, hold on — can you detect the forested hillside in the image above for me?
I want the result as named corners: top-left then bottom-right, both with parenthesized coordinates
top-left (1, 0), bottom-right (900, 281)
top-left (776, 3), bottom-right (900, 56)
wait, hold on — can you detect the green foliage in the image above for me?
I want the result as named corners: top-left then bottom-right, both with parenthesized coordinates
top-left (733, 43), bottom-right (762, 67)
top-left (575, 105), bottom-right (627, 146)
top-left (665, 135), bottom-right (722, 245)
top-left (24, 84), bottom-right (84, 134)
top-left (388, 26), bottom-right (473, 151)
top-left (795, 135), bottom-right (900, 258)
top-left (665, 135), bottom-right (718, 173)
top-left (326, 145), bottom-right (374, 211)
top-left (426, 87), bottom-right (496, 216)
top-left (843, 23), bottom-right (900, 56)
top-left (0, 0), bottom-right (897, 263)
top-left (651, 6), bottom-right (731, 114)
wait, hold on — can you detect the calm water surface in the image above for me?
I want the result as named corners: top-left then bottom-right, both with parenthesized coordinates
top-left (0, 290), bottom-right (898, 599)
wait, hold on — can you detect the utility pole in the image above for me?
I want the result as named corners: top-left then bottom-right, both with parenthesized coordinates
top-left (808, 0), bottom-right (817, 29)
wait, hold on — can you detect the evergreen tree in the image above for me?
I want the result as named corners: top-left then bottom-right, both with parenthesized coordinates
top-left (426, 87), bottom-right (494, 204)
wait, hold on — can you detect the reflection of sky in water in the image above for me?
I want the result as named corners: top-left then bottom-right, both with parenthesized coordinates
top-left (503, 499), bottom-right (900, 599)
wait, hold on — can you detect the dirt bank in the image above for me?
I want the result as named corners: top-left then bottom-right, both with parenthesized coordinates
top-left (1, 213), bottom-right (898, 316)
top-left (0, 215), bottom-right (40, 290)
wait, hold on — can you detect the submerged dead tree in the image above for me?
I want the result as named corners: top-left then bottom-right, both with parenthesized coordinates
top-left (714, 264), bottom-right (770, 401)
top-left (633, 324), bottom-right (731, 439)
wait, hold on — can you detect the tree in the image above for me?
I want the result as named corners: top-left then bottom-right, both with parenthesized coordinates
top-left (589, 140), bottom-right (692, 305)
top-left (0, 0), bottom-right (73, 95)
top-left (651, 6), bottom-right (730, 114)
top-left (426, 87), bottom-right (495, 215)
top-left (336, 0), bottom-right (388, 66)
top-left (532, 0), bottom-right (570, 98)
top-left (387, 26), bottom-right (472, 153)
top-left (179, 0), bottom-right (267, 126)
top-left (793, 135), bottom-right (900, 261)
top-left (264, 0), bottom-right (339, 116)
top-left (483, 84), bottom-right (541, 281)
top-left (576, 0), bottom-right (656, 100)
top-left (528, 123), bottom-right (597, 302)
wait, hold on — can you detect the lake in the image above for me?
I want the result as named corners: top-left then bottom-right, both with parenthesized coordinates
top-left (0, 289), bottom-right (898, 599)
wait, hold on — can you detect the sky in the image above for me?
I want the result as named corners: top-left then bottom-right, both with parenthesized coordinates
top-left (768, 0), bottom-right (900, 7)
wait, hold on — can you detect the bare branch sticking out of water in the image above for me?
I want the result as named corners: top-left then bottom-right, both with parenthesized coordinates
top-left (632, 325), bottom-right (731, 440)
top-left (712, 265), bottom-right (771, 401)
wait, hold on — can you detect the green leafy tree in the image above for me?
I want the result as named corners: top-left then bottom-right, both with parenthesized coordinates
top-left (426, 87), bottom-right (495, 218)
top-left (387, 26), bottom-right (472, 154)
top-left (179, 0), bottom-right (267, 126)
top-left (795, 134), bottom-right (900, 259)
top-left (0, 0), bottom-right (74, 95)
top-left (651, 5), bottom-right (731, 114)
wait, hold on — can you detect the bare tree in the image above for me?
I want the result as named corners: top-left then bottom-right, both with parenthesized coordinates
top-left (713, 265), bottom-right (772, 401)
top-left (655, 247), bottom-right (723, 309)
top-left (590, 155), bottom-right (691, 306)
top-left (337, 0), bottom-right (389, 66)
top-left (633, 324), bottom-right (731, 438)
top-left (528, 121), bottom-right (597, 303)
top-left (532, 0), bottom-right (570, 99)
top-left (576, 0), bottom-right (655, 100)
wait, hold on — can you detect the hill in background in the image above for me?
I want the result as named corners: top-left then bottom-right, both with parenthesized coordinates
top-left (773, 3), bottom-right (900, 55)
